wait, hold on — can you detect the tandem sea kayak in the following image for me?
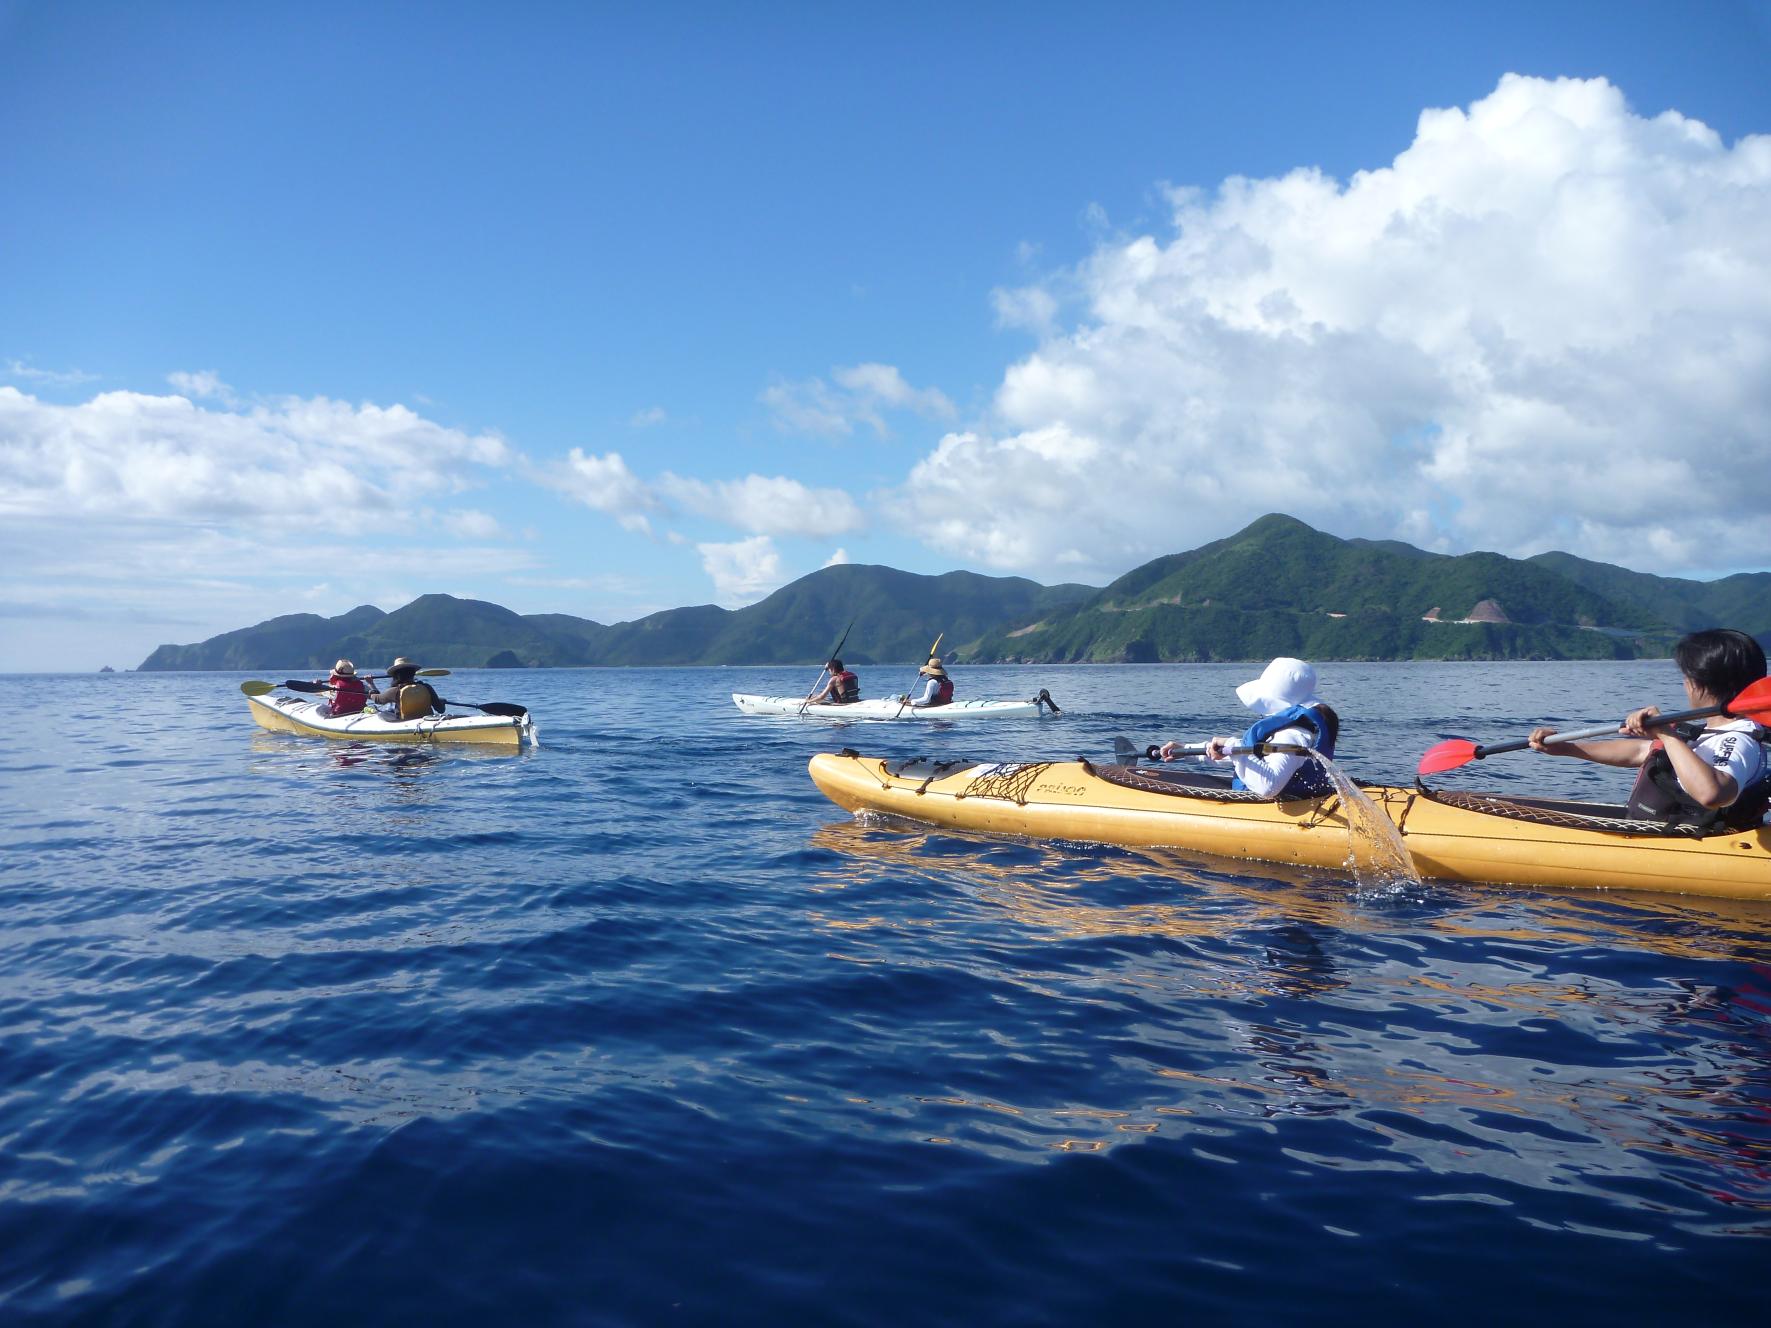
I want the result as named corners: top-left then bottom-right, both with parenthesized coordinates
top-left (247, 694), bottom-right (534, 747)
top-left (734, 691), bottom-right (1058, 720)
top-left (807, 751), bottom-right (1771, 900)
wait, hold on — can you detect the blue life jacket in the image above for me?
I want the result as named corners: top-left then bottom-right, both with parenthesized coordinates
top-left (1232, 703), bottom-right (1336, 799)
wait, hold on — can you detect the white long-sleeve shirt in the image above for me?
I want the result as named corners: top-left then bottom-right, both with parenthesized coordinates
top-left (1223, 723), bottom-right (1312, 798)
top-left (908, 675), bottom-right (942, 706)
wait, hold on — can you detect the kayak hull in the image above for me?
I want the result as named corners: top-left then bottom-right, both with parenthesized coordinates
top-left (247, 694), bottom-right (532, 747)
top-left (733, 693), bottom-right (1043, 719)
top-left (807, 752), bottom-right (1771, 900)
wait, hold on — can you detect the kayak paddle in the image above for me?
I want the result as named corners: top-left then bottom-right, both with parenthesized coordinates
top-left (438, 697), bottom-right (528, 718)
top-left (240, 669), bottom-right (448, 697)
top-left (238, 678), bottom-right (337, 695)
top-left (1417, 675), bottom-right (1771, 776)
top-left (1112, 735), bottom-right (1314, 762)
top-left (799, 618), bottom-right (854, 715)
top-left (893, 632), bottom-right (944, 718)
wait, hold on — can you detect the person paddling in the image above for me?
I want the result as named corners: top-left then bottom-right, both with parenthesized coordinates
top-left (1159, 656), bottom-right (1339, 799)
top-left (1528, 628), bottom-right (1770, 831)
top-left (322, 659), bottom-right (372, 717)
top-left (809, 658), bottom-right (861, 706)
top-left (903, 656), bottom-right (954, 709)
top-left (371, 657), bottom-right (446, 721)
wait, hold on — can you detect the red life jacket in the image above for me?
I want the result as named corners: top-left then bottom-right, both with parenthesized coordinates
top-left (328, 673), bottom-right (371, 715)
top-left (929, 676), bottom-right (954, 706)
top-left (830, 670), bottom-right (860, 703)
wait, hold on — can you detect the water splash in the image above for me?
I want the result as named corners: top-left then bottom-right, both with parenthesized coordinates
top-left (1303, 746), bottom-right (1420, 891)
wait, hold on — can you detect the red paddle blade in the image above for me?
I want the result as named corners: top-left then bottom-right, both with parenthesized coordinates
top-left (1726, 675), bottom-right (1771, 722)
top-left (1417, 738), bottom-right (1481, 775)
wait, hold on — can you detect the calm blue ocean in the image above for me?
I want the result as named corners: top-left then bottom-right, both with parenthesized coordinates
top-left (1, 661), bottom-right (1766, 1324)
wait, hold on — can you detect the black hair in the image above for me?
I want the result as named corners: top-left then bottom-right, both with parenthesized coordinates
top-left (1673, 628), bottom-right (1767, 704)
top-left (829, 658), bottom-right (844, 672)
top-left (1312, 702), bottom-right (1341, 750)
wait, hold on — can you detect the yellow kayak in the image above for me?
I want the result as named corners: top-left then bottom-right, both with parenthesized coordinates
top-left (246, 694), bottom-right (533, 747)
top-left (807, 751), bottom-right (1771, 900)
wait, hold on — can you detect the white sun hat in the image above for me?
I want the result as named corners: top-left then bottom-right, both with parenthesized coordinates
top-left (1235, 657), bottom-right (1320, 716)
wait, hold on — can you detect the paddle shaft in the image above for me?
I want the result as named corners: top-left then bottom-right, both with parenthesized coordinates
top-left (438, 697), bottom-right (528, 718)
top-left (800, 619), bottom-right (855, 714)
top-left (1166, 741), bottom-right (1314, 759)
top-left (1418, 676), bottom-right (1771, 775)
top-left (1473, 702), bottom-right (1727, 761)
top-left (894, 632), bottom-right (944, 719)
top-left (1119, 737), bottom-right (1314, 762)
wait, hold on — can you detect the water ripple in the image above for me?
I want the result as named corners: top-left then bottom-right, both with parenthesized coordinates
top-left (1, 664), bottom-right (1767, 1323)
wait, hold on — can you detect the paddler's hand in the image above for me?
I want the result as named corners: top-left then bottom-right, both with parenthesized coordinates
top-left (1157, 741), bottom-right (1179, 762)
top-left (1621, 705), bottom-right (1661, 738)
top-left (1204, 736), bottom-right (1231, 761)
top-left (1529, 726), bottom-right (1587, 755)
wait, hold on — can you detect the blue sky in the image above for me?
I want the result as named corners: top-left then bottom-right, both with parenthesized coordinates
top-left (2, 1), bottom-right (1769, 669)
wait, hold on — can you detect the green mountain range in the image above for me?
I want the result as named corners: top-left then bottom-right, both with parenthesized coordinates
top-left (138, 566), bottom-right (1093, 670)
top-left (138, 514), bottom-right (1770, 670)
top-left (970, 514), bottom-right (1719, 662)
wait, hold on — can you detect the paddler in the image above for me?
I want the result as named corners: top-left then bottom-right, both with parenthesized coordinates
top-left (903, 656), bottom-right (954, 709)
top-left (1159, 656), bottom-right (1339, 798)
top-left (321, 658), bottom-right (372, 717)
top-left (1529, 628), bottom-right (1770, 831)
top-left (808, 657), bottom-right (861, 706)
top-left (371, 657), bottom-right (447, 721)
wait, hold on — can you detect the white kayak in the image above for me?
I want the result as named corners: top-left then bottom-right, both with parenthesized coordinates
top-left (732, 691), bottom-right (1058, 720)
top-left (247, 694), bottom-right (534, 746)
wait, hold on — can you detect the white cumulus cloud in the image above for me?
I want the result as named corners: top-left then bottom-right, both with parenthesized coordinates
top-left (697, 535), bottom-right (784, 603)
top-left (551, 452), bottom-right (865, 540)
top-left (659, 473), bottom-right (863, 539)
top-left (891, 74), bottom-right (1771, 579)
top-left (0, 385), bottom-right (511, 531)
top-left (550, 449), bottom-right (661, 533)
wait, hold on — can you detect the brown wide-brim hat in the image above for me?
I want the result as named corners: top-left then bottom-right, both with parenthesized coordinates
top-left (919, 658), bottom-right (947, 676)
top-left (387, 656), bottom-right (420, 675)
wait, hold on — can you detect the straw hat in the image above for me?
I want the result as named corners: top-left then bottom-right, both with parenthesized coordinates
top-left (919, 657), bottom-right (947, 676)
top-left (386, 656), bottom-right (420, 677)
top-left (333, 659), bottom-right (356, 676)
